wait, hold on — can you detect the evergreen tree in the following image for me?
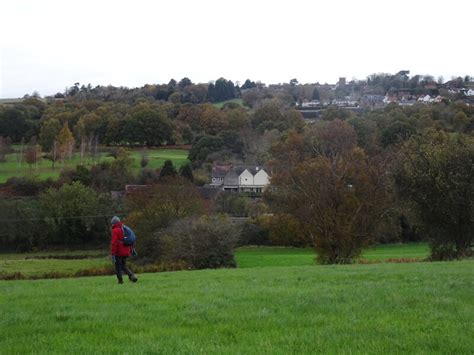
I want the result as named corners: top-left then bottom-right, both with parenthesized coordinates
top-left (159, 160), bottom-right (177, 179)
top-left (179, 163), bottom-right (194, 182)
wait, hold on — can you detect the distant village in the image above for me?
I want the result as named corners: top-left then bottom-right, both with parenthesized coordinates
top-left (294, 72), bottom-right (474, 119)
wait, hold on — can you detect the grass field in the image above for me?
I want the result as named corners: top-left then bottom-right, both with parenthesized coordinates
top-left (212, 98), bottom-right (244, 109)
top-left (235, 243), bottom-right (430, 268)
top-left (0, 148), bottom-right (189, 183)
top-left (0, 244), bottom-right (430, 277)
top-left (1, 260), bottom-right (472, 353)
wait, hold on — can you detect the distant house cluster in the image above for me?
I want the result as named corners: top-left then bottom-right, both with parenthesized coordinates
top-left (211, 164), bottom-right (270, 193)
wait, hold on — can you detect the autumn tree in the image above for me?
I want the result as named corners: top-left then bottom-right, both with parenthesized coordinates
top-left (56, 122), bottom-right (75, 164)
top-left (24, 144), bottom-right (42, 172)
top-left (267, 120), bottom-right (392, 264)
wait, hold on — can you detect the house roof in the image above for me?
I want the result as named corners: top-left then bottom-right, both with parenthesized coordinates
top-left (233, 165), bottom-right (269, 176)
top-left (212, 164), bottom-right (270, 178)
top-left (212, 164), bottom-right (232, 178)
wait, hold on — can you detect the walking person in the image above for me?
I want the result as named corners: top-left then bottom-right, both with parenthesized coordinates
top-left (111, 216), bottom-right (138, 284)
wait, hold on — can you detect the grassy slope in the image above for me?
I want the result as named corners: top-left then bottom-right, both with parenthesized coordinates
top-left (1, 261), bottom-right (473, 353)
top-left (0, 148), bottom-right (189, 183)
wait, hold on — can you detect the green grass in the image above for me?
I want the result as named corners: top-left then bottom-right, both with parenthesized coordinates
top-left (236, 243), bottom-right (430, 268)
top-left (0, 148), bottom-right (189, 183)
top-left (1, 261), bottom-right (472, 353)
top-left (362, 243), bottom-right (430, 261)
top-left (212, 98), bottom-right (243, 109)
top-left (0, 244), bottom-right (431, 277)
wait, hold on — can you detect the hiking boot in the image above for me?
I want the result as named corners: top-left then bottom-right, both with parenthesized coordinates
top-left (129, 274), bottom-right (138, 283)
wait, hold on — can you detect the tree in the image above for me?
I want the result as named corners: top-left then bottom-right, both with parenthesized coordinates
top-left (160, 160), bottom-right (177, 179)
top-left (0, 198), bottom-right (46, 251)
top-left (312, 87), bottom-right (320, 100)
top-left (289, 78), bottom-right (299, 86)
top-left (125, 104), bottom-right (174, 146)
top-left (394, 130), bottom-right (474, 260)
top-left (56, 123), bottom-right (75, 163)
top-left (24, 144), bottom-right (41, 172)
top-left (188, 135), bottom-right (224, 167)
top-left (267, 121), bottom-right (392, 264)
top-left (168, 92), bottom-right (182, 104)
top-left (208, 78), bottom-right (236, 102)
top-left (39, 118), bottom-right (62, 152)
top-left (179, 163), bottom-right (194, 182)
top-left (241, 79), bottom-right (257, 90)
top-left (251, 101), bottom-right (304, 133)
top-left (40, 182), bottom-right (111, 245)
top-left (0, 136), bottom-right (12, 162)
top-left (178, 77), bottom-right (193, 89)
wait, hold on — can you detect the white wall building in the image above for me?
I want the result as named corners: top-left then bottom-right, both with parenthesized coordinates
top-left (211, 165), bottom-right (270, 193)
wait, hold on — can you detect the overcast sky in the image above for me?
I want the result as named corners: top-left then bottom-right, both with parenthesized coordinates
top-left (1, 0), bottom-right (473, 98)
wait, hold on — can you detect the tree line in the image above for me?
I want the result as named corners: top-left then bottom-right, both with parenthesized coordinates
top-left (0, 81), bottom-right (473, 265)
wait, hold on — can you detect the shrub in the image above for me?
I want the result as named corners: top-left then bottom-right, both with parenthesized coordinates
top-left (59, 165), bottom-right (92, 186)
top-left (239, 218), bottom-right (270, 246)
top-left (4, 176), bottom-right (58, 196)
top-left (215, 192), bottom-right (249, 217)
top-left (125, 179), bottom-right (205, 259)
top-left (157, 215), bottom-right (238, 269)
top-left (140, 154), bottom-right (149, 168)
top-left (137, 168), bottom-right (160, 185)
top-left (0, 197), bottom-right (46, 251)
top-left (39, 182), bottom-right (111, 245)
top-left (265, 214), bottom-right (310, 247)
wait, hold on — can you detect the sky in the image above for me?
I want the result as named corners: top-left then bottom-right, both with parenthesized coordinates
top-left (0, 0), bottom-right (473, 98)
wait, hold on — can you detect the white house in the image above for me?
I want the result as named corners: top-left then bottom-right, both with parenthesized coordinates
top-left (211, 164), bottom-right (270, 193)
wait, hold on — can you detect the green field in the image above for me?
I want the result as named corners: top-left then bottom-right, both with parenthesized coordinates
top-left (1, 260), bottom-right (472, 353)
top-left (0, 148), bottom-right (189, 183)
top-left (212, 98), bottom-right (244, 109)
top-left (235, 243), bottom-right (430, 268)
top-left (0, 244), bottom-right (430, 277)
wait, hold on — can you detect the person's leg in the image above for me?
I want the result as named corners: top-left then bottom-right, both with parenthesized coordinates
top-left (114, 256), bottom-right (124, 284)
top-left (122, 257), bottom-right (138, 282)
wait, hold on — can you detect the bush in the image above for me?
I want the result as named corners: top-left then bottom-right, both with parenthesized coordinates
top-left (157, 215), bottom-right (238, 269)
top-left (215, 192), bottom-right (249, 217)
top-left (265, 214), bottom-right (310, 247)
top-left (125, 179), bottom-right (205, 259)
top-left (39, 182), bottom-right (112, 245)
top-left (137, 168), bottom-right (160, 185)
top-left (140, 154), bottom-right (149, 168)
top-left (4, 176), bottom-right (58, 196)
top-left (239, 219), bottom-right (269, 246)
top-left (59, 165), bottom-right (92, 186)
top-left (0, 197), bottom-right (46, 251)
